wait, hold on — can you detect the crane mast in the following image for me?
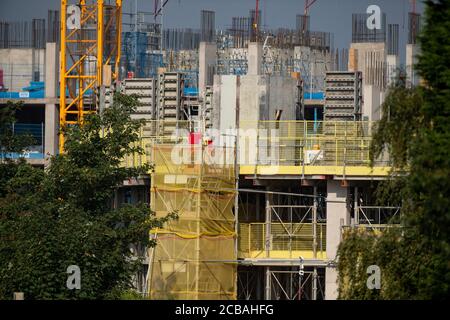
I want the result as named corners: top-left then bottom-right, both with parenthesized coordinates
top-left (59, 0), bottom-right (122, 152)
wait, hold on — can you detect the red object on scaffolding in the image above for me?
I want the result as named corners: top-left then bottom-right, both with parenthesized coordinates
top-left (189, 132), bottom-right (202, 145)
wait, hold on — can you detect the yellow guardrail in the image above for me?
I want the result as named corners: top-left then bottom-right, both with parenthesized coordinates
top-left (123, 120), bottom-right (391, 176)
top-left (122, 120), bottom-right (194, 168)
top-left (239, 120), bottom-right (387, 166)
top-left (238, 222), bottom-right (327, 260)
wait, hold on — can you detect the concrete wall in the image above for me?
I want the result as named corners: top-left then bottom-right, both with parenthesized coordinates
top-left (248, 42), bottom-right (262, 76)
top-left (267, 76), bottom-right (297, 121)
top-left (294, 46), bottom-right (332, 93)
top-left (217, 75), bottom-right (238, 132)
top-left (349, 42), bottom-right (386, 88)
top-left (239, 75), bottom-right (268, 122)
top-left (0, 48), bottom-right (45, 92)
top-left (199, 42), bottom-right (217, 97)
top-left (349, 42), bottom-right (387, 122)
top-left (214, 74), bottom-right (297, 128)
top-left (325, 180), bottom-right (349, 300)
top-left (362, 84), bottom-right (381, 121)
top-left (213, 74), bottom-right (297, 164)
top-left (406, 44), bottom-right (420, 87)
top-left (386, 54), bottom-right (399, 87)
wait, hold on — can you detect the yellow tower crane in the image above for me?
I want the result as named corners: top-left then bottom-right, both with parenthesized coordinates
top-left (59, 0), bottom-right (122, 152)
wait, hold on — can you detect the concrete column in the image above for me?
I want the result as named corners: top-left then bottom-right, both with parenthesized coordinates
top-left (218, 75), bottom-right (238, 132)
top-left (44, 42), bottom-right (59, 164)
top-left (212, 75), bottom-right (222, 130)
top-left (248, 42), bottom-right (262, 76)
top-left (325, 180), bottom-right (349, 300)
top-left (362, 84), bottom-right (381, 121)
top-left (199, 42), bottom-right (217, 97)
top-left (406, 44), bottom-right (420, 87)
top-left (265, 189), bottom-right (272, 258)
top-left (386, 54), bottom-right (399, 87)
top-left (313, 186), bottom-right (318, 259)
top-left (265, 266), bottom-right (271, 300)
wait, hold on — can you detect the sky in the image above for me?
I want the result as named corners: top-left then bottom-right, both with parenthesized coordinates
top-left (0, 0), bottom-right (425, 63)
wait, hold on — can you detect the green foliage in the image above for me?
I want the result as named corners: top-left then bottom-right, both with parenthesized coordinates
top-left (337, 0), bottom-right (450, 300)
top-left (117, 289), bottom-right (148, 300)
top-left (0, 102), bottom-right (35, 157)
top-left (0, 93), bottom-right (176, 299)
top-left (337, 230), bottom-right (380, 300)
top-left (370, 85), bottom-right (423, 169)
top-left (0, 102), bottom-right (36, 198)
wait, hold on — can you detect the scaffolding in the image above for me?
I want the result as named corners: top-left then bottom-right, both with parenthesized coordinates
top-left (147, 143), bottom-right (237, 299)
top-left (126, 120), bottom-right (391, 176)
top-left (236, 185), bottom-right (327, 300)
top-left (238, 187), bottom-right (327, 260)
top-left (119, 119), bottom-right (395, 300)
top-left (351, 185), bottom-right (401, 229)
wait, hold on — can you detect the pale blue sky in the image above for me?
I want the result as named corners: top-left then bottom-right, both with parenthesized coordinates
top-left (0, 0), bottom-right (425, 63)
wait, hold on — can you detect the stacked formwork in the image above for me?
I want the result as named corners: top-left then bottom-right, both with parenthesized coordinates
top-left (148, 144), bottom-right (237, 299)
top-left (324, 71), bottom-right (362, 121)
top-left (121, 78), bottom-right (157, 122)
top-left (157, 72), bottom-right (185, 135)
top-left (203, 86), bottom-right (214, 130)
top-left (324, 71), bottom-right (364, 167)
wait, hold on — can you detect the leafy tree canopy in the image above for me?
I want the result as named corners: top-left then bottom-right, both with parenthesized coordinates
top-left (0, 93), bottom-right (176, 299)
top-left (338, 0), bottom-right (450, 300)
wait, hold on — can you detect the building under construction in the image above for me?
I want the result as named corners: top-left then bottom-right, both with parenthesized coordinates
top-left (0, 0), bottom-right (421, 300)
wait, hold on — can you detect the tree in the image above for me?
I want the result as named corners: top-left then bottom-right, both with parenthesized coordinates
top-left (337, 0), bottom-right (450, 300)
top-left (0, 93), bottom-right (176, 299)
top-left (0, 102), bottom-right (36, 197)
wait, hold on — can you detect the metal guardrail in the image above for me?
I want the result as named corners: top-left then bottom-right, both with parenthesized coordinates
top-left (123, 120), bottom-right (389, 170)
top-left (238, 222), bottom-right (326, 258)
top-left (239, 120), bottom-right (388, 168)
top-left (356, 206), bottom-right (401, 226)
top-left (1, 123), bottom-right (44, 159)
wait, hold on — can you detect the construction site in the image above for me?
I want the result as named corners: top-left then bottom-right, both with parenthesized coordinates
top-left (0, 0), bottom-right (423, 300)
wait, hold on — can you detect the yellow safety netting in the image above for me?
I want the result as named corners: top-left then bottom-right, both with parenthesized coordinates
top-left (147, 144), bottom-right (237, 300)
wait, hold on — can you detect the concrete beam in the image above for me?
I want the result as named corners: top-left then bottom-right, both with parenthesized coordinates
top-left (240, 258), bottom-right (328, 267)
top-left (0, 98), bottom-right (59, 105)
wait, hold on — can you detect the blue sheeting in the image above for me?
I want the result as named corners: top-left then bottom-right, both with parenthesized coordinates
top-left (184, 87), bottom-right (198, 96)
top-left (1, 152), bottom-right (44, 159)
top-left (303, 92), bottom-right (324, 100)
top-left (0, 81), bottom-right (45, 99)
top-left (0, 90), bottom-right (45, 99)
top-left (0, 80), bottom-right (92, 99)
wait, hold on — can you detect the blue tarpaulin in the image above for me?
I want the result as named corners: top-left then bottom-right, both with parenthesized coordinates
top-left (0, 81), bottom-right (45, 99)
top-left (303, 92), bottom-right (324, 100)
